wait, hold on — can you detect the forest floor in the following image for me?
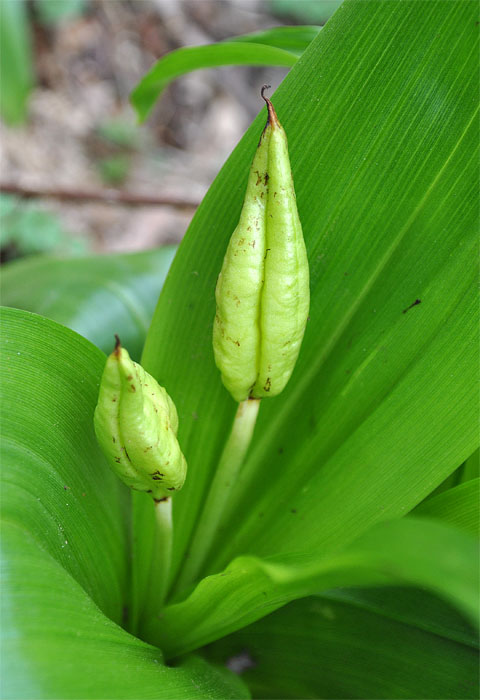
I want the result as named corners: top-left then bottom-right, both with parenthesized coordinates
top-left (0, 0), bottom-right (306, 257)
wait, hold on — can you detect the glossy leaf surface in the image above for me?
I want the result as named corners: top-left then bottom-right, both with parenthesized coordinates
top-left (0, 247), bottom-right (176, 359)
top-left (205, 590), bottom-right (478, 699)
top-left (0, 307), bottom-right (248, 699)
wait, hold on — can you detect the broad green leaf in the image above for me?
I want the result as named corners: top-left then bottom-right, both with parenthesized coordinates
top-left (141, 517), bottom-right (478, 657)
top-left (139, 0), bottom-right (479, 597)
top-left (413, 479), bottom-right (480, 536)
top-left (0, 247), bottom-right (176, 360)
top-left (205, 590), bottom-right (478, 699)
top-left (0, 0), bottom-right (33, 124)
top-left (1, 307), bottom-right (127, 621)
top-left (131, 42), bottom-right (297, 122)
top-left (2, 523), bottom-right (248, 700)
top-left (0, 306), bottom-right (249, 699)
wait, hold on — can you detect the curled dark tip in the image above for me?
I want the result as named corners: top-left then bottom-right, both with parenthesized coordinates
top-left (261, 84), bottom-right (271, 101)
top-left (260, 84), bottom-right (278, 127)
top-left (114, 334), bottom-right (121, 355)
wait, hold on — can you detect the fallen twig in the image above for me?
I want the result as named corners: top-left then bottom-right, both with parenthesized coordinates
top-left (0, 183), bottom-right (200, 211)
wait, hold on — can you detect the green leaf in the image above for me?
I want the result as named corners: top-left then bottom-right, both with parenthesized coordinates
top-left (0, 247), bottom-right (176, 360)
top-left (2, 524), bottom-right (248, 700)
top-left (413, 479), bottom-right (480, 536)
top-left (140, 0), bottom-right (479, 597)
top-left (142, 517), bottom-right (478, 657)
top-left (0, 195), bottom-right (87, 257)
top-left (464, 448), bottom-right (480, 481)
top-left (324, 586), bottom-right (478, 649)
top-left (270, 0), bottom-right (343, 24)
top-left (205, 590), bottom-right (478, 699)
top-left (0, 0), bottom-right (33, 124)
top-left (0, 306), bottom-right (249, 699)
top-left (130, 25), bottom-right (320, 122)
top-left (228, 25), bottom-right (321, 56)
top-left (131, 42), bottom-right (298, 122)
top-left (424, 448), bottom-right (480, 501)
top-left (1, 306), bottom-right (127, 621)
top-left (97, 154), bottom-right (132, 185)
top-left (34, 0), bottom-right (87, 24)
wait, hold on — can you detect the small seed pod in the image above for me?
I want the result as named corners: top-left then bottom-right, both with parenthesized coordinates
top-left (213, 87), bottom-right (309, 402)
top-left (94, 336), bottom-right (187, 501)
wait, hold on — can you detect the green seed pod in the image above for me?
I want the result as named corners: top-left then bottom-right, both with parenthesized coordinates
top-left (94, 336), bottom-right (187, 501)
top-left (213, 87), bottom-right (309, 402)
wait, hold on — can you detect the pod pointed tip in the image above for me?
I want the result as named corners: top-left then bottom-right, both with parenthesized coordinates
top-left (260, 84), bottom-right (279, 127)
top-left (261, 84), bottom-right (271, 101)
top-left (113, 334), bottom-right (122, 357)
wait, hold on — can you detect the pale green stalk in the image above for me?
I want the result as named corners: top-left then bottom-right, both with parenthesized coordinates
top-left (175, 398), bottom-right (260, 592)
top-left (153, 497), bottom-right (173, 605)
top-left (140, 497), bottom-right (173, 623)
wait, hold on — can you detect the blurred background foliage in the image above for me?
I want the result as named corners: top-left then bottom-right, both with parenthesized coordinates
top-left (0, 0), bottom-right (335, 263)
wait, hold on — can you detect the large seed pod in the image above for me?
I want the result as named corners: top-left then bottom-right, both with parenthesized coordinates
top-left (94, 337), bottom-right (187, 500)
top-left (213, 89), bottom-right (309, 402)
top-left (213, 125), bottom-right (269, 402)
